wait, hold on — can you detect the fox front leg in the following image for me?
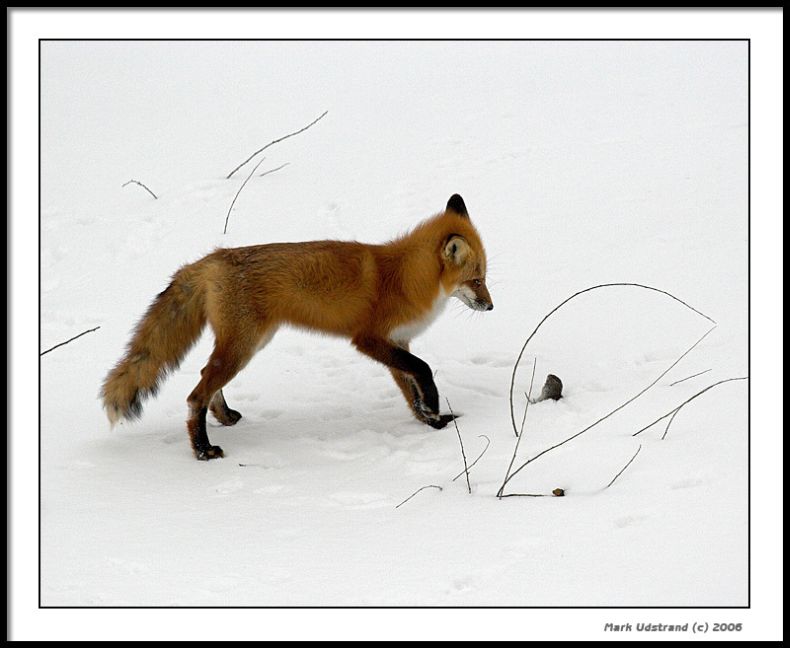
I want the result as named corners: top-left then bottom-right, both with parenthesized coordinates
top-left (390, 368), bottom-right (456, 428)
top-left (403, 374), bottom-right (458, 429)
top-left (390, 368), bottom-right (459, 429)
top-left (353, 335), bottom-right (455, 429)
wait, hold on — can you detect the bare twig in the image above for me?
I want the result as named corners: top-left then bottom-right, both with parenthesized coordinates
top-left (451, 435), bottom-right (491, 482)
top-left (669, 368), bottom-right (712, 387)
top-left (497, 359), bottom-right (537, 499)
top-left (40, 326), bottom-right (100, 356)
top-left (662, 409), bottom-right (683, 441)
top-left (632, 376), bottom-right (748, 438)
top-left (395, 484), bottom-right (443, 509)
top-left (446, 399), bottom-right (471, 494)
top-left (498, 493), bottom-right (546, 498)
top-left (226, 111), bottom-right (328, 180)
top-left (509, 283), bottom-right (715, 437)
top-left (501, 326), bottom-right (716, 492)
top-left (257, 162), bottom-right (290, 178)
top-left (661, 377), bottom-right (748, 440)
top-left (604, 444), bottom-right (642, 489)
top-left (519, 389), bottom-right (533, 437)
top-left (223, 156), bottom-right (269, 235)
top-left (631, 410), bottom-right (676, 437)
top-left (122, 179), bottom-right (157, 199)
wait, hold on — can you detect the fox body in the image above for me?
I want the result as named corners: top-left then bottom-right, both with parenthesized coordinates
top-left (101, 194), bottom-right (493, 460)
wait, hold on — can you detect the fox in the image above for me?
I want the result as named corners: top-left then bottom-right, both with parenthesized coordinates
top-left (101, 194), bottom-right (493, 460)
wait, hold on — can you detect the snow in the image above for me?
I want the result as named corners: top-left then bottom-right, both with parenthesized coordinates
top-left (40, 40), bottom-right (748, 607)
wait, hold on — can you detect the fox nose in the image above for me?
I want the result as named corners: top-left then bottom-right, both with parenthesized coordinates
top-left (486, 303), bottom-right (493, 311)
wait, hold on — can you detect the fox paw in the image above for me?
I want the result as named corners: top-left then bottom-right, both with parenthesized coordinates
top-left (212, 407), bottom-right (242, 426)
top-left (413, 400), bottom-right (459, 429)
top-left (414, 399), bottom-right (438, 419)
top-left (426, 413), bottom-right (460, 429)
top-left (195, 445), bottom-right (225, 461)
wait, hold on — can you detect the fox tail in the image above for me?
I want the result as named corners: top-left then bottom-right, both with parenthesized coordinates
top-left (100, 265), bottom-right (206, 425)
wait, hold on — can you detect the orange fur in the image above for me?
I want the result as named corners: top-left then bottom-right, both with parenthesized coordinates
top-left (101, 194), bottom-right (492, 459)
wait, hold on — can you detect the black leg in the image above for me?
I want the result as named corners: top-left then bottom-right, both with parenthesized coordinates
top-left (187, 406), bottom-right (224, 460)
top-left (353, 335), bottom-right (453, 428)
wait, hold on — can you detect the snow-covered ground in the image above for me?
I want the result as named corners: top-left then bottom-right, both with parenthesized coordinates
top-left (40, 40), bottom-right (748, 606)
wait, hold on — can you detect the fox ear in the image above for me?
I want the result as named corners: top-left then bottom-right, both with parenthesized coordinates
top-left (446, 194), bottom-right (469, 219)
top-left (443, 235), bottom-right (470, 266)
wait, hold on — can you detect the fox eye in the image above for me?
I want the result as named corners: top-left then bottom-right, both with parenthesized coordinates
top-left (472, 279), bottom-right (482, 287)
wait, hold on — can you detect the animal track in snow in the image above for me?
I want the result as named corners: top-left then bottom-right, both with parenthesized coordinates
top-left (503, 538), bottom-right (544, 559)
top-left (324, 406), bottom-right (354, 420)
top-left (196, 574), bottom-right (247, 595)
top-left (106, 557), bottom-right (151, 575)
top-left (449, 579), bottom-right (473, 594)
top-left (208, 478), bottom-right (244, 496)
top-left (161, 432), bottom-right (182, 445)
top-left (318, 448), bottom-right (370, 461)
top-left (467, 355), bottom-right (512, 368)
top-left (404, 458), bottom-right (451, 476)
top-left (613, 514), bottom-right (647, 529)
top-left (233, 392), bottom-right (262, 403)
top-left (326, 491), bottom-right (390, 509)
top-left (670, 478), bottom-right (704, 490)
top-left (257, 408), bottom-right (284, 419)
top-left (442, 377), bottom-right (501, 397)
top-left (253, 484), bottom-right (286, 495)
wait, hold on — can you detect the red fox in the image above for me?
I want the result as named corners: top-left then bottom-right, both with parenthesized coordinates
top-left (101, 194), bottom-right (493, 460)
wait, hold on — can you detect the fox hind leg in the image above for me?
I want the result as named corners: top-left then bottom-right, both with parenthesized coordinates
top-left (202, 360), bottom-right (242, 424)
top-left (209, 388), bottom-right (242, 426)
top-left (187, 333), bottom-right (262, 460)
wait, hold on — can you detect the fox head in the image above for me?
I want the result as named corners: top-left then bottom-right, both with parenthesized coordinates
top-left (440, 194), bottom-right (493, 312)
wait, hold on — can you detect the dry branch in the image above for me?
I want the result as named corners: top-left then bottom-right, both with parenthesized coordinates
top-left (508, 283), bottom-right (716, 437)
top-left (451, 435), bottom-right (491, 483)
top-left (257, 162), bottom-right (291, 178)
top-left (40, 326), bottom-right (100, 356)
top-left (446, 399), bottom-right (471, 494)
top-left (660, 377), bottom-right (748, 440)
top-left (223, 156), bottom-right (269, 235)
top-left (501, 326), bottom-right (716, 493)
top-left (632, 376), bottom-right (748, 439)
top-left (122, 179), bottom-right (157, 199)
top-left (226, 110), bottom-right (328, 180)
top-left (604, 444), bottom-right (642, 489)
top-left (395, 485), bottom-right (443, 509)
top-left (631, 410), bottom-right (676, 437)
top-left (497, 359), bottom-right (537, 499)
top-left (669, 368), bottom-right (712, 387)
